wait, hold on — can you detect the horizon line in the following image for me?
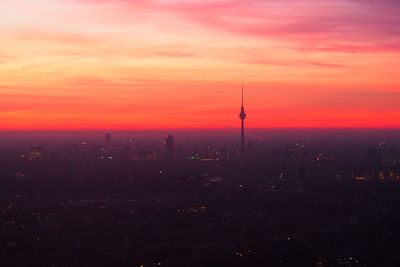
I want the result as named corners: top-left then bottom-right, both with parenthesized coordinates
top-left (1, 127), bottom-right (400, 132)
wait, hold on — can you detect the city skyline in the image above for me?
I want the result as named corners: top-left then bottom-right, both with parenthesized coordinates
top-left (3, 2), bottom-right (400, 265)
top-left (1, 0), bottom-right (400, 130)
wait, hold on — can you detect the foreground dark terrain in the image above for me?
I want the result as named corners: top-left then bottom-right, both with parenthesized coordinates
top-left (1, 134), bottom-right (400, 266)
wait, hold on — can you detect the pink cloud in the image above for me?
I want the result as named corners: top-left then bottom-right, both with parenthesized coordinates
top-left (76, 0), bottom-right (400, 53)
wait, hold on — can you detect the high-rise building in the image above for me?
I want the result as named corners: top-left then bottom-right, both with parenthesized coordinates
top-left (30, 146), bottom-right (43, 159)
top-left (247, 139), bottom-right (253, 155)
top-left (239, 82), bottom-right (247, 156)
top-left (165, 135), bottom-right (174, 160)
top-left (105, 133), bottom-right (112, 146)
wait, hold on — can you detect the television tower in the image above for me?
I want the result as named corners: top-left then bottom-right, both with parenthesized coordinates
top-left (239, 82), bottom-right (246, 156)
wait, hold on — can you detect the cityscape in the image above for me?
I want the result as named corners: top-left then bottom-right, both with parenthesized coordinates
top-left (2, 0), bottom-right (400, 266)
top-left (1, 90), bottom-right (400, 266)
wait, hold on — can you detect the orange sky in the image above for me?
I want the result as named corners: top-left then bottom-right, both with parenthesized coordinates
top-left (1, 0), bottom-right (400, 129)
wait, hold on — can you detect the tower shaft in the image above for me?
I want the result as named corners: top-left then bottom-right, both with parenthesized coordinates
top-left (241, 117), bottom-right (245, 154)
top-left (239, 82), bottom-right (246, 157)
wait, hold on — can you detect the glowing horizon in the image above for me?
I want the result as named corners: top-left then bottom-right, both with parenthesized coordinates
top-left (1, 0), bottom-right (400, 130)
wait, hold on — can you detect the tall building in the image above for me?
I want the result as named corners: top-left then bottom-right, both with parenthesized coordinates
top-left (30, 146), bottom-right (43, 159)
top-left (165, 135), bottom-right (174, 160)
top-left (239, 82), bottom-right (247, 156)
top-left (105, 133), bottom-right (112, 147)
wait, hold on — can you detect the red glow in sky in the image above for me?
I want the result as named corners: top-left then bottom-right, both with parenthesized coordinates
top-left (1, 0), bottom-right (400, 129)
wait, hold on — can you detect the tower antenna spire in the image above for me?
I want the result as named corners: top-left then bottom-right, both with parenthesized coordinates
top-left (242, 81), bottom-right (244, 107)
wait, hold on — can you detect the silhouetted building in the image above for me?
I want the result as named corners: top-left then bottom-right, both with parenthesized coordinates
top-left (105, 133), bottom-right (112, 147)
top-left (133, 147), bottom-right (156, 161)
top-left (297, 158), bottom-right (305, 181)
top-left (248, 139), bottom-right (253, 155)
top-left (366, 146), bottom-right (380, 166)
top-left (30, 146), bottom-right (43, 160)
top-left (165, 135), bottom-right (174, 160)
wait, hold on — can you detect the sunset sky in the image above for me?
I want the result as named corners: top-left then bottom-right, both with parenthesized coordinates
top-left (1, 0), bottom-right (400, 129)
